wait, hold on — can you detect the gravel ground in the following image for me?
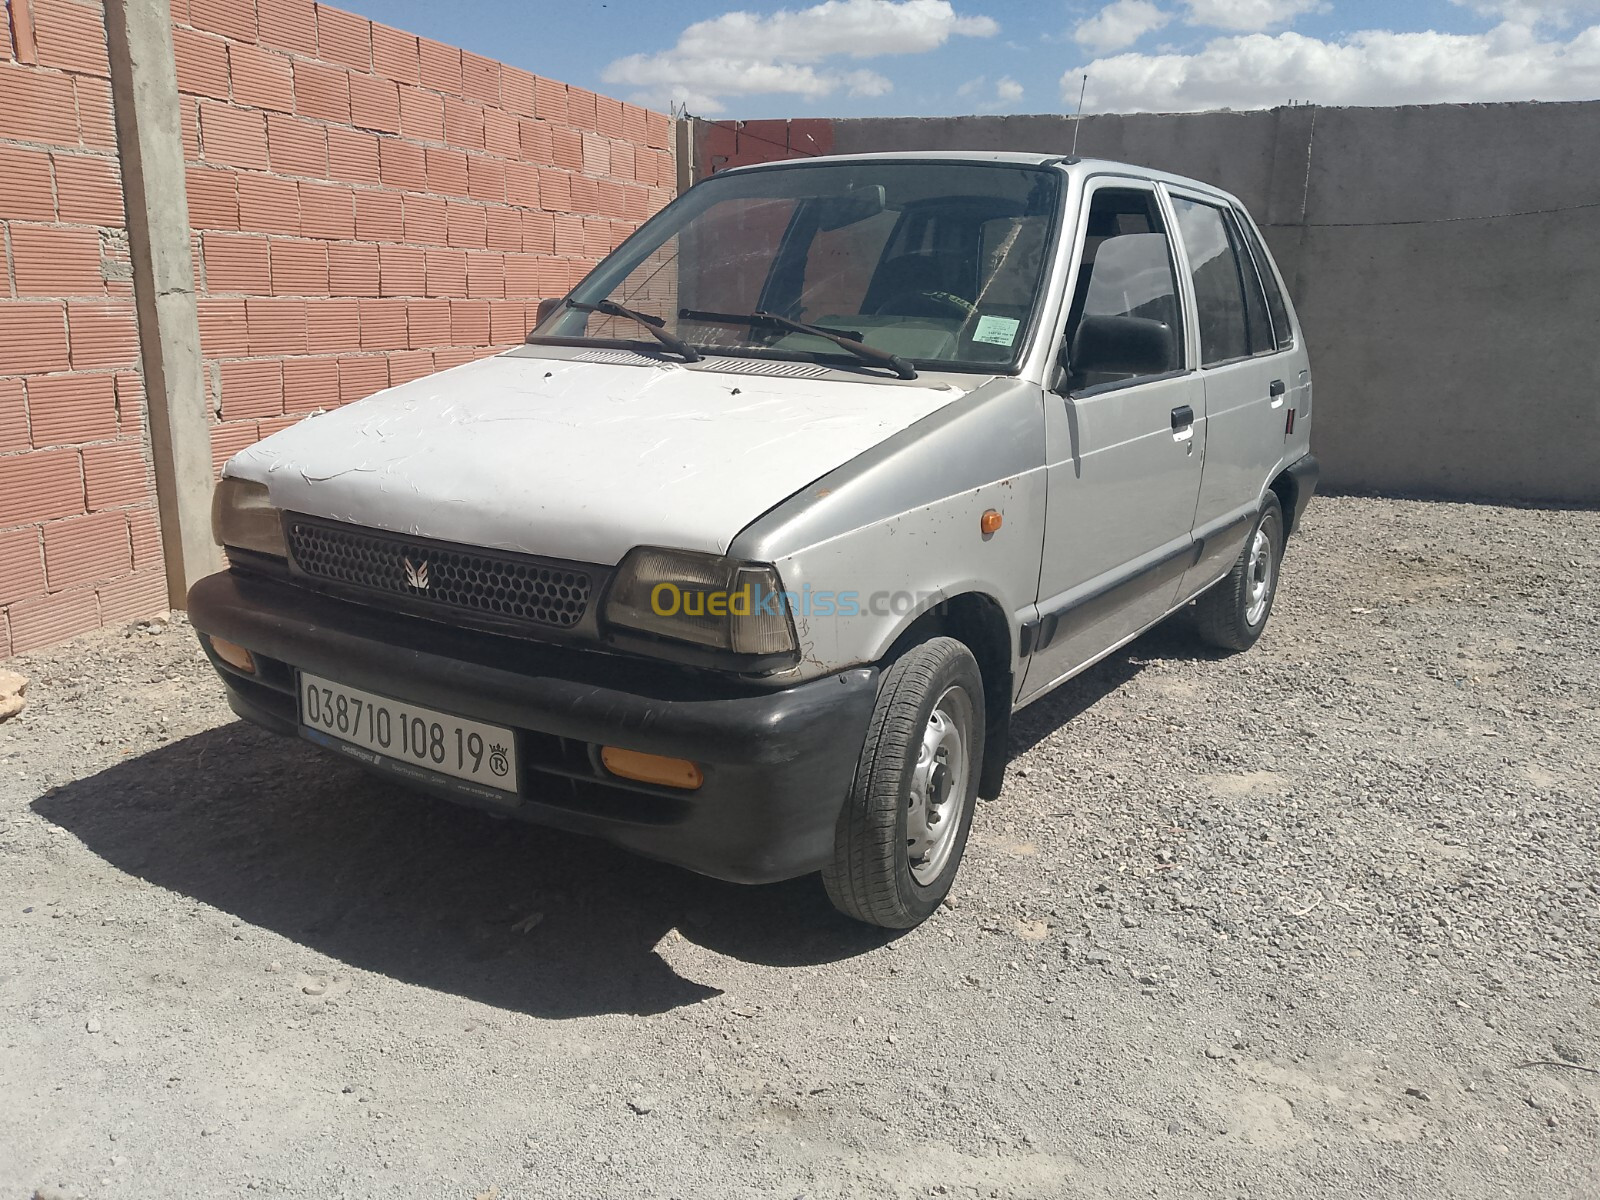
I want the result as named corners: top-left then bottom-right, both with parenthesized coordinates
top-left (2, 495), bottom-right (1597, 1200)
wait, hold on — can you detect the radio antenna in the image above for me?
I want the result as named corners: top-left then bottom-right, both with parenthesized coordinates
top-left (1071, 74), bottom-right (1089, 156)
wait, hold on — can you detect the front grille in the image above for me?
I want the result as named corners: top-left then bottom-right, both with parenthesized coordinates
top-left (287, 517), bottom-right (592, 630)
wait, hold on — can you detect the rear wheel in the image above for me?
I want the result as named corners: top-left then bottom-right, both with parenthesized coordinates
top-left (823, 637), bottom-right (984, 928)
top-left (1195, 493), bottom-right (1283, 652)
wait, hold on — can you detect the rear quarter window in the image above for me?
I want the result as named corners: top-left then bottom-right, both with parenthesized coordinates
top-left (1236, 214), bottom-right (1295, 350)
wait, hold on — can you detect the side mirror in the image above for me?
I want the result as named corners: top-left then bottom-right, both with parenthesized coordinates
top-left (1071, 315), bottom-right (1176, 380)
top-left (533, 296), bottom-right (565, 329)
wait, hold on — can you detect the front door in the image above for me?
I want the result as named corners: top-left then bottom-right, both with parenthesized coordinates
top-left (1020, 180), bottom-right (1204, 702)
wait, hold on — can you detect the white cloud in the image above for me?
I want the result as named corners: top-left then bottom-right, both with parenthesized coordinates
top-left (603, 0), bottom-right (999, 113)
top-left (1183, 0), bottom-right (1323, 31)
top-left (1456, 0), bottom-right (1600, 23)
top-left (664, 0), bottom-right (996, 60)
top-left (957, 73), bottom-right (1024, 111)
top-left (843, 69), bottom-right (895, 96)
top-left (1074, 0), bottom-right (1172, 53)
top-left (1061, 22), bottom-right (1600, 112)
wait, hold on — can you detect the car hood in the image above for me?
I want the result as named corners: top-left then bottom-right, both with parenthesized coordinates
top-left (226, 350), bottom-right (985, 565)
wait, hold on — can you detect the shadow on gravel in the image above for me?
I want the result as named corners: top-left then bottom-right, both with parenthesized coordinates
top-left (32, 722), bottom-right (895, 1020)
top-left (32, 616), bottom-right (1211, 1020)
top-left (1008, 615), bottom-right (1222, 757)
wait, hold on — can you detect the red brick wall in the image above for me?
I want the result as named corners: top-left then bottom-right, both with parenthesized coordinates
top-left (1, 0), bottom-right (159, 657)
top-left (0, 0), bottom-right (675, 658)
top-left (694, 118), bottom-right (833, 177)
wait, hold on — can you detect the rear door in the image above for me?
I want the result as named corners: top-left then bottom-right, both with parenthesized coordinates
top-left (1237, 211), bottom-right (1314, 469)
top-left (1020, 179), bottom-right (1205, 701)
top-left (1165, 190), bottom-right (1299, 596)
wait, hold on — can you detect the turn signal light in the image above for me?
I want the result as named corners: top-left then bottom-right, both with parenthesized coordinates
top-left (210, 637), bottom-right (255, 674)
top-left (600, 747), bottom-right (704, 790)
top-left (980, 509), bottom-right (1003, 535)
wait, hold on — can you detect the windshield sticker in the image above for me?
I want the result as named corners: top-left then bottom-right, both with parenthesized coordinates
top-left (973, 315), bottom-right (1020, 347)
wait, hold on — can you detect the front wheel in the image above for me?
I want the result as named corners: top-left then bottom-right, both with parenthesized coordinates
top-left (823, 637), bottom-right (984, 928)
top-left (1194, 492), bottom-right (1284, 652)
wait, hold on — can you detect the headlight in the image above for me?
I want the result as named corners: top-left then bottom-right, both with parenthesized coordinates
top-left (211, 476), bottom-right (287, 558)
top-left (605, 547), bottom-right (796, 658)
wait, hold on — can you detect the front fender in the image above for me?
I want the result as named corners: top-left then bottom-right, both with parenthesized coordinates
top-left (733, 379), bottom-right (1048, 682)
top-left (771, 475), bottom-right (1045, 678)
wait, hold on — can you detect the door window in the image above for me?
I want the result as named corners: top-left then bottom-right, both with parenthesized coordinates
top-left (1063, 187), bottom-right (1183, 390)
top-left (1172, 197), bottom-right (1256, 366)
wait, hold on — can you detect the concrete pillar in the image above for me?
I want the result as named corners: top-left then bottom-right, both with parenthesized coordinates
top-left (675, 116), bottom-right (697, 194)
top-left (104, 0), bottom-right (219, 607)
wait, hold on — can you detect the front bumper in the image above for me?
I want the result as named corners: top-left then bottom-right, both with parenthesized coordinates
top-left (187, 570), bottom-right (876, 884)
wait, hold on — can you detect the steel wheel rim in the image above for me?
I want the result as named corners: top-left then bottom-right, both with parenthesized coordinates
top-left (906, 685), bottom-right (973, 886)
top-left (1245, 525), bottom-right (1275, 626)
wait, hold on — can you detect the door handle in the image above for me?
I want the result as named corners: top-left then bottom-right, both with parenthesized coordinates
top-left (1170, 404), bottom-right (1195, 445)
top-left (1269, 379), bottom-right (1286, 408)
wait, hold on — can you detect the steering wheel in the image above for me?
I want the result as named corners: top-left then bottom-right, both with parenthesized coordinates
top-left (874, 289), bottom-right (977, 320)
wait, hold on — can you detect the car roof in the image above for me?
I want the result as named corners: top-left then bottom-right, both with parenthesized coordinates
top-left (719, 150), bottom-right (1240, 205)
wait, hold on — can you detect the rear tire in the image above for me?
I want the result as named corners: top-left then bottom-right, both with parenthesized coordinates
top-left (823, 637), bottom-right (984, 929)
top-left (1195, 493), bottom-right (1284, 653)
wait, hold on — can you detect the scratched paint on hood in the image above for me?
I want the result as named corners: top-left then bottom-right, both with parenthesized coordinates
top-left (226, 352), bottom-right (981, 564)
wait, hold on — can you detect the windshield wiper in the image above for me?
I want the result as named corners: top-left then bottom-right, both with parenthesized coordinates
top-left (565, 298), bottom-right (703, 363)
top-left (680, 308), bottom-right (917, 380)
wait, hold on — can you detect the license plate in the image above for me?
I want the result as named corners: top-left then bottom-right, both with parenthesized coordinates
top-left (297, 672), bottom-right (519, 794)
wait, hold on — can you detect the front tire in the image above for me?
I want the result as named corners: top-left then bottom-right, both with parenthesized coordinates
top-left (1195, 492), bottom-right (1284, 652)
top-left (823, 637), bottom-right (984, 929)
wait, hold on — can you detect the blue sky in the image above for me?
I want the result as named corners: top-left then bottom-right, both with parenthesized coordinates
top-left (352, 0), bottom-right (1600, 117)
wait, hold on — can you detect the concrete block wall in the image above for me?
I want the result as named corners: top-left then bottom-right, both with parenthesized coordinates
top-left (0, 0), bottom-right (675, 658)
top-left (692, 105), bottom-right (1600, 506)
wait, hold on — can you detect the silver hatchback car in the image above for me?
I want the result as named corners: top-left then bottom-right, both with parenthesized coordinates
top-left (194, 152), bottom-right (1318, 928)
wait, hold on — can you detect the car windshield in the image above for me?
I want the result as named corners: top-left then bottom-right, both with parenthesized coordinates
top-left (530, 160), bottom-right (1063, 373)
